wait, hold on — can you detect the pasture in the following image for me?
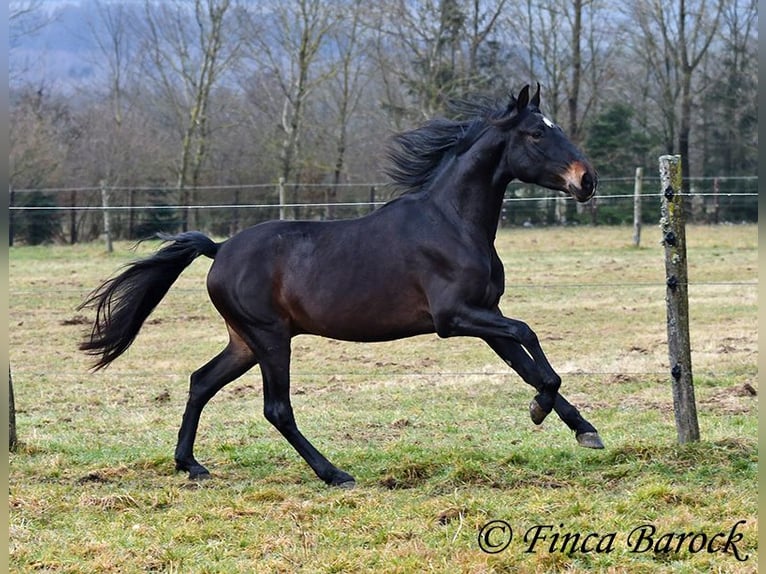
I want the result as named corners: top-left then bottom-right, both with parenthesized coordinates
top-left (9, 224), bottom-right (757, 573)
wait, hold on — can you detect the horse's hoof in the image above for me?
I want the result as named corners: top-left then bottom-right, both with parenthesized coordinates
top-left (529, 399), bottom-right (549, 425)
top-left (189, 470), bottom-right (212, 481)
top-left (185, 464), bottom-right (212, 480)
top-left (576, 432), bottom-right (604, 449)
top-left (176, 459), bottom-right (211, 479)
top-left (329, 470), bottom-right (356, 488)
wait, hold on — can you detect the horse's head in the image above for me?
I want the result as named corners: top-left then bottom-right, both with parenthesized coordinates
top-left (498, 84), bottom-right (597, 202)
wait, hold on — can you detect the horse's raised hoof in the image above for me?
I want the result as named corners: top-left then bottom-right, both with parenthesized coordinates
top-left (576, 432), bottom-right (604, 449)
top-left (529, 398), bottom-right (550, 425)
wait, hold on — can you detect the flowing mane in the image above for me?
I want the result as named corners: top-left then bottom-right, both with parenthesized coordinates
top-left (384, 94), bottom-right (519, 195)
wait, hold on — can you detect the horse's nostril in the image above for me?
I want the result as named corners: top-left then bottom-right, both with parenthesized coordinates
top-left (581, 172), bottom-right (596, 196)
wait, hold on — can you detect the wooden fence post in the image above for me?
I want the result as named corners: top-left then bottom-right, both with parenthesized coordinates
top-left (712, 177), bottom-right (720, 224)
top-left (100, 180), bottom-right (113, 253)
top-left (9, 367), bottom-right (17, 452)
top-left (369, 185), bottom-right (376, 214)
top-left (659, 155), bottom-right (700, 443)
top-left (632, 167), bottom-right (643, 247)
top-left (9, 185), bottom-right (15, 247)
top-left (278, 177), bottom-right (286, 221)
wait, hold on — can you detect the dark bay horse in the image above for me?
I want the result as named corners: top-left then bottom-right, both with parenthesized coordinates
top-left (80, 84), bottom-right (602, 487)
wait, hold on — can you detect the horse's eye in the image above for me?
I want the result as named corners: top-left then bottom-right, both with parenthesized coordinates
top-left (530, 130), bottom-right (544, 140)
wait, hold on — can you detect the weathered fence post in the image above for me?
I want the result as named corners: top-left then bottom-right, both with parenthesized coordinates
top-left (712, 177), bottom-right (720, 224)
top-left (633, 167), bottom-right (643, 247)
top-left (9, 185), bottom-right (15, 247)
top-left (659, 155), bottom-right (700, 443)
top-left (278, 177), bottom-right (286, 221)
top-left (100, 180), bottom-right (113, 253)
top-left (9, 367), bottom-right (17, 452)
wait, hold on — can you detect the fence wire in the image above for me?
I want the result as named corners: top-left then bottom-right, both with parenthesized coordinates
top-left (8, 191), bottom-right (759, 212)
top-left (9, 176), bottom-right (759, 243)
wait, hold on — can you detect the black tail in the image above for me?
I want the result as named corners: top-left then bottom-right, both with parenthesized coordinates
top-left (78, 232), bottom-right (219, 370)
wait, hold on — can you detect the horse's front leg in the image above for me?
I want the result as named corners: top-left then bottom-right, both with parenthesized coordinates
top-left (483, 336), bottom-right (603, 448)
top-left (434, 306), bottom-right (562, 425)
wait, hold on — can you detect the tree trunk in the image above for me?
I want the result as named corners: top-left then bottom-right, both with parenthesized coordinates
top-left (143, 0), bottom-right (233, 233)
top-left (568, 0), bottom-right (582, 143)
top-left (676, 0), bottom-right (725, 197)
top-left (678, 0), bottom-right (692, 195)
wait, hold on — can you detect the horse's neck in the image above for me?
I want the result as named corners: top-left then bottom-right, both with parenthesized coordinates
top-left (428, 154), bottom-right (509, 242)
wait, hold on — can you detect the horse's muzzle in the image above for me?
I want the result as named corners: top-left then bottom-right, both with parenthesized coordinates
top-left (563, 163), bottom-right (597, 202)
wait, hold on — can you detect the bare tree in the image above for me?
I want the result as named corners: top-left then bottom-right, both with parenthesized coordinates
top-left (10, 0), bottom-right (47, 45)
top-left (512, 0), bottom-right (610, 222)
top-left (138, 0), bottom-right (240, 230)
top-left (10, 0), bottom-right (50, 82)
top-left (700, 0), bottom-right (757, 175)
top-left (241, 0), bottom-right (338, 218)
top-left (323, 0), bottom-right (371, 218)
top-left (10, 90), bottom-right (61, 188)
top-left (515, 0), bottom-right (607, 136)
top-left (534, 2), bottom-right (566, 118)
top-left (87, 1), bottom-right (137, 235)
top-left (628, 0), bottom-right (724, 187)
top-left (368, 0), bottom-right (509, 122)
top-left (374, 0), bottom-right (465, 117)
top-left (563, 0), bottom-right (583, 141)
top-left (90, 1), bottom-right (135, 132)
top-left (677, 0), bottom-right (725, 187)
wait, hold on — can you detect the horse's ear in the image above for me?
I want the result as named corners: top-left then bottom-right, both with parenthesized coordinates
top-left (516, 85), bottom-right (530, 112)
top-left (530, 82), bottom-right (541, 108)
top-left (505, 92), bottom-right (517, 114)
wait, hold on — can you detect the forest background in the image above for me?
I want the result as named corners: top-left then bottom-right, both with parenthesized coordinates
top-left (9, 0), bottom-right (758, 244)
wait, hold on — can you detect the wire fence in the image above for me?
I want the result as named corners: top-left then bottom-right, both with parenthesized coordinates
top-left (8, 175), bottom-right (759, 245)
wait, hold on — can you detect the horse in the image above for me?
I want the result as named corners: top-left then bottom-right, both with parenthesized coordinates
top-left (79, 84), bottom-right (602, 488)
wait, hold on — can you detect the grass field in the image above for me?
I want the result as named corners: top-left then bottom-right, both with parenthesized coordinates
top-left (9, 224), bottom-right (757, 573)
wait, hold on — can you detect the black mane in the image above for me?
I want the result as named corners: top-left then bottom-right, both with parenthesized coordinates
top-left (384, 95), bottom-right (518, 194)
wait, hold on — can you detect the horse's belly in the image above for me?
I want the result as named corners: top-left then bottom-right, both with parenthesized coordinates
top-left (282, 283), bottom-right (435, 342)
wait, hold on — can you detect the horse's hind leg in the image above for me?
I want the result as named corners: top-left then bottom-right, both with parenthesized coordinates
top-left (175, 329), bottom-right (257, 479)
top-left (484, 337), bottom-right (604, 449)
top-left (255, 333), bottom-right (356, 487)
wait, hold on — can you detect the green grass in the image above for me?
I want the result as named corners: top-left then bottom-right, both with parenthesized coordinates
top-left (9, 225), bottom-right (757, 573)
